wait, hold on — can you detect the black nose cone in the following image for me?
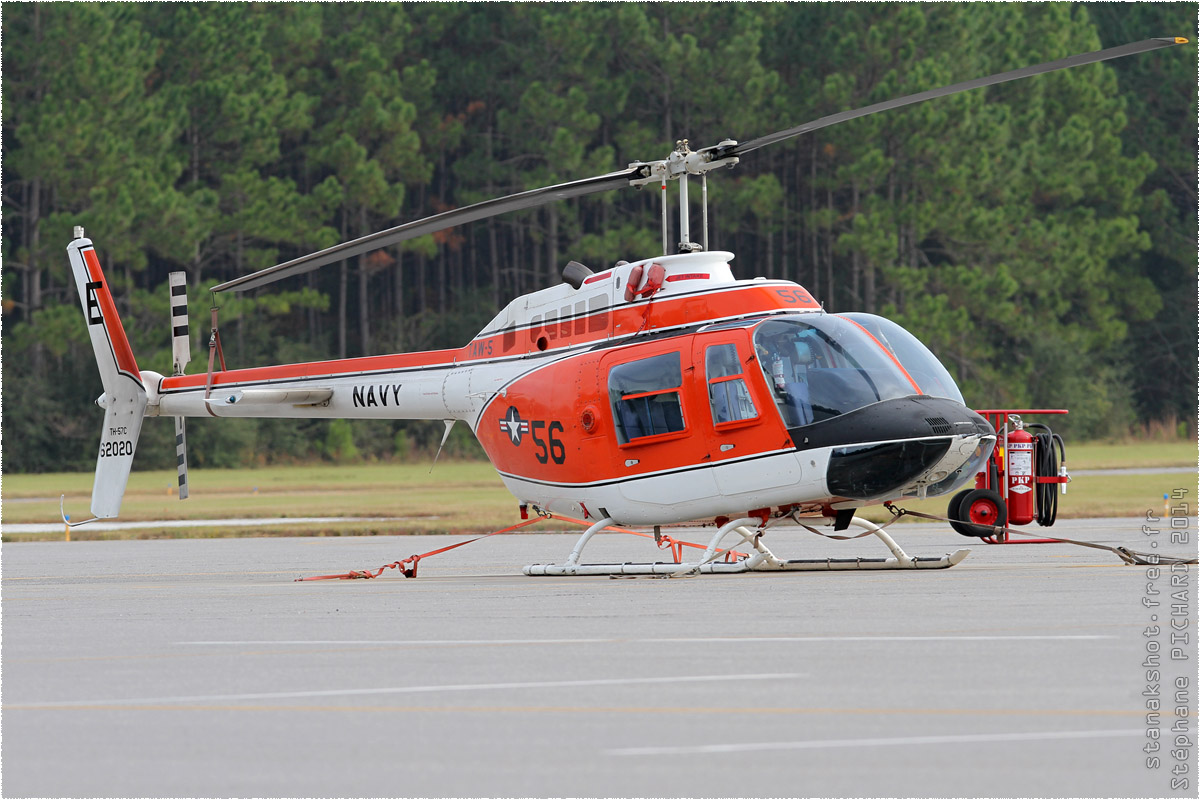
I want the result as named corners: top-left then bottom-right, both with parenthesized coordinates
top-left (826, 438), bottom-right (952, 499)
top-left (794, 396), bottom-right (993, 501)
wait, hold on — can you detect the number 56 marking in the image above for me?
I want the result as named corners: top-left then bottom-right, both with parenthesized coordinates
top-left (531, 421), bottom-right (566, 465)
top-left (775, 288), bottom-right (813, 305)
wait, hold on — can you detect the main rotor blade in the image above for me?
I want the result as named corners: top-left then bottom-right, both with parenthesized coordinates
top-left (211, 166), bottom-right (642, 293)
top-left (214, 36), bottom-right (1186, 294)
top-left (731, 37), bottom-right (1188, 156)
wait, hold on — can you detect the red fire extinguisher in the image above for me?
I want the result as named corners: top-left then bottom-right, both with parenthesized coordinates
top-left (948, 409), bottom-right (1070, 540)
top-left (1005, 423), bottom-right (1036, 525)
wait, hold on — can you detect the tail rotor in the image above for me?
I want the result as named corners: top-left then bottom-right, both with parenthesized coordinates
top-left (169, 271), bottom-right (191, 500)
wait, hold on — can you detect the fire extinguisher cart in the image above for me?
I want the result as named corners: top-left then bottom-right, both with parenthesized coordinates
top-left (948, 409), bottom-right (1071, 543)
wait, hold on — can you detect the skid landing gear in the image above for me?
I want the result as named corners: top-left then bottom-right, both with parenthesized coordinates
top-left (523, 515), bottom-right (970, 577)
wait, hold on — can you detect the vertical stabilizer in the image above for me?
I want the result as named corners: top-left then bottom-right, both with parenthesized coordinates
top-left (67, 230), bottom-right (148, 518)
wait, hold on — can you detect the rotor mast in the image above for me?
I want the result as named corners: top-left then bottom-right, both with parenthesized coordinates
top-left (630, 138), bottom-right (739, 256)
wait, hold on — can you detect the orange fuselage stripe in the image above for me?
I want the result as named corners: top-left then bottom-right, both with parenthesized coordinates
top-left (161, 282), bottom-right (820, 392)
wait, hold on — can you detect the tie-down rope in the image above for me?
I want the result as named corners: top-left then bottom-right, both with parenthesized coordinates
top-left (294, 512), bottom-right (746, 581)
top-left (870, 503), bottom-right (1196, 566)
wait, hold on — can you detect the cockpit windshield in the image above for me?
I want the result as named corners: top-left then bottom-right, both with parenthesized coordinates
top-left (753, 315), bottom-right (923, 427)
top-left (838, 313), bottom-right (964, 405)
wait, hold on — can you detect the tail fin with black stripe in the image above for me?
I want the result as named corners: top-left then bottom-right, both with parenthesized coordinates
top-left (67, 228), bottom-right (147, 518)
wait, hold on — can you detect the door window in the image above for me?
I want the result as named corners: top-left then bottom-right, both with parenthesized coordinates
top-left (705, 343), bottom-right (758, 426)
top-left (608, 352), bottom-right (686, 444)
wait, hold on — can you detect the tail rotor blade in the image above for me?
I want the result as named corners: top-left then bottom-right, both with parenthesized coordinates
top-left (169, 271), bottom-right (191, 376)
top-left (175, 416), bottom-right (189, 501)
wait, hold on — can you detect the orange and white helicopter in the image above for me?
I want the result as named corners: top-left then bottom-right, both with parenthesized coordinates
top-left (66, 36), bottom-right (1186, 576)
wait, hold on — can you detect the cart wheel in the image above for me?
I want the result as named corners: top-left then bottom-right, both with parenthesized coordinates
top-left (950, 488), bottom-right (1007, 538)
top-left (947, 489), bottom-right (972, 526)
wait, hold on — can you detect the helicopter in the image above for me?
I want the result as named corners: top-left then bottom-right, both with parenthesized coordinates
top-left (65, 35), bottom-right (1187, 576)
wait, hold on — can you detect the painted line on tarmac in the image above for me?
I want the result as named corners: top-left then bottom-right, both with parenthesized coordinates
top-left (9, 672), bottom-right (802, 709)
top-left (607, 728), bottom-right (1143, 756)
top-left (176, 634), bottom-right (1115, 646)
top-left (3, 704), bottom-right (1152, 717)
top-left (12, 635), bottom-right (1113, 666)
top-left (3, 517), bottom-right (414, 534)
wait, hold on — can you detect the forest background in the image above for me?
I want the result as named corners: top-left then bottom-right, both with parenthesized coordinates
top-left (3, 2), bottom-right (1196, 472)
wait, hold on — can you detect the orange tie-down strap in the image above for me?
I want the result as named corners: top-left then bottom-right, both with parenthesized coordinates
top-left (294, 514), bottom-right (748, 581)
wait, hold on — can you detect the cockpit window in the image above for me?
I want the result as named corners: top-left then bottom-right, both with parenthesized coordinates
top-left (838, 313), bottom-right (964, 404)
top-left (753, 316), bottom-right (919, 426)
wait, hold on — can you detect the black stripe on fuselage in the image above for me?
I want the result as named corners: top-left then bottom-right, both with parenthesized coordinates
top-left (494, 447), bottom-right (801, 490)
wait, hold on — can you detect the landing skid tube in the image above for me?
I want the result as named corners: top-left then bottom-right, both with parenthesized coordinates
top-left (523, 515), bottom-right (970, 577)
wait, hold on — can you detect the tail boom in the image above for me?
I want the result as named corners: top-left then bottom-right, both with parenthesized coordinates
top-left (153, 365), bottom-right (469, 422)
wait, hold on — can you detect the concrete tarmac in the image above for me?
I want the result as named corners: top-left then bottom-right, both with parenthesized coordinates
top-left (3, 516), bottom-right (1196, 797)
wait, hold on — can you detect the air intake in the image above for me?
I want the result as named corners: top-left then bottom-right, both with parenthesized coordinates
top-left (562, 260), bottom-right (593, 289)
top-left (925, 417), bottom-right (953, 435)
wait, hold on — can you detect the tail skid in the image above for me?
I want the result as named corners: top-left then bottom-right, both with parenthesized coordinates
top-left (67, 231), bottom-right (147, 518)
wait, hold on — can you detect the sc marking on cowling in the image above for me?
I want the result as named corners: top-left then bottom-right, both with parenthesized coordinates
top-left (500, 406), bottom-right (565, 464)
